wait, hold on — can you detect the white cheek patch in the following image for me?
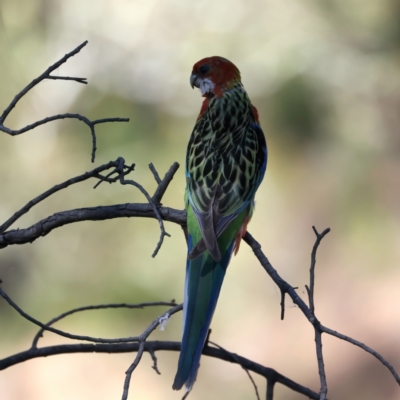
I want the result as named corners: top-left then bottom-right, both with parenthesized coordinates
top-left (199, 78), bottom-right (215, 95)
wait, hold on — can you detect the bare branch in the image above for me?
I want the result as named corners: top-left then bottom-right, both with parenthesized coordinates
top-left (151, 162), bottom-right (180, 204)
top-left (266, 380), bottom-right (275, 400)
top-left (305, 226), bottom-right (330, 399)
top-left (0, 113), bottom-right (129, 162)
top-left (0, 160), bottom-right (183, 248)
top-left (0, 41), bottom-right (129, 162)
top-left (313, 328), bottom-right (327, 400)
top-left (46, 75), bottom-right (87, 84)
top-left (0, 204), bottom-right (185, 249)
top-left (122, 342), bottom-right (145, 400)
top-left (0, 41), bottom-right (88, 123)
top-left (0, 341), bottom-right (320, 399)
top-left (148, 348), bottom-right (161, 375)
top-left (321, 325), bottom-right (400, 385)
top-left (0, 158), bottom-right (133, 233)
top-left (149, 163), bottom-right (162, 184)
top-left (243, 231), bottom-right (400, 389)
top-left (93, 162), bottom-right (135, 189)
top-left (0, 285), bottom-right (182, 344)
top-left (243, 232), bottom-right (316, 323)
top-left (307, 226), bottom-right (331, 314)
top-left (116, 158), bottom-right (171, 257)
top-left (31, 301), bottom-right (177, 349)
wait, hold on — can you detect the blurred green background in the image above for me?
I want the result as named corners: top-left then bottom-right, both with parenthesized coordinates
top-left (0, 0), bottom-right (399, 399)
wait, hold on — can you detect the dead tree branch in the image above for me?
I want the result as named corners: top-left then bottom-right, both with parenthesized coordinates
top-left (0, 285), bottom-right (182, 344)
top-left (305, 227), bottom-right (330, 399)
top-left (0, 340), bottom-right (320, 398)
top-left (31, 301), bottom-right (177, 349)
top-left (0, 41), bottom-right (129, 162)
top-left (209, 341), bottom-right (261, 400)
top-left (0, 159), bottom-right (181, 257)
top-left (243, 231), bottom-right (400, 390)
top-left (0, 283), bottom-right (319, 399)
top-left (116, 158), bottom-right (172, 257)
top-left (0, 159), bottom-right (135, 234)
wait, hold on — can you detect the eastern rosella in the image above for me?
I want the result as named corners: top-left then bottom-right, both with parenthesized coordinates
top-left (173, 57), bottom-right (267, 391)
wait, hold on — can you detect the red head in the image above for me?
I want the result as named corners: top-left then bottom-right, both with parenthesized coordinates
top-left (190, 56), bottom-right (241, 98)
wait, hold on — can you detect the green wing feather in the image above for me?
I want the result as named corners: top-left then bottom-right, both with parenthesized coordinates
top-left (186, 84), bottom-right (266, 260)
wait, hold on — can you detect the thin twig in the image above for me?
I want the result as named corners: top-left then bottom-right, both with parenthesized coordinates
top-left (308, 226), bottom-right (330, 314)
top-left (305, 226), bottom-right (330, 399)
top-left (209, 341), bottom-right (260, 400)
top-left (117, 158), bottom-right (171, 257)
top-left (121, 342), bottom-right (145, 400)
top-left (148, 348), bottom-right (161, 375)
top-left (279, 288), bottom-right (286, 320)
top-left (313, 329), bottom-right (327, 400)
top-left (0, 286), bottom-right (181, 344)
top-left (0, 160), bottom-right (179, 248)
top-left (151, 162), bottom-right (180, 204)
top-left (0, 114), bottom-right (129, 162)
top-left (243, 232), bottom-right (316, 323)
top-left (321, 325), bottom-right (400, 384)
top-left (93, 162), bottom-right (135, 189)
top-left (46, 75), bottom-right (87, 84)
top-left (149, 163), bottom-right (162, 184)
top-left (31, 301), bottom-right (176, 349)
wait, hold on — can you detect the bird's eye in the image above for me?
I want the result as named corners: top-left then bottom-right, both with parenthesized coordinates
top-left (198, 64), bottom-right (210, 75)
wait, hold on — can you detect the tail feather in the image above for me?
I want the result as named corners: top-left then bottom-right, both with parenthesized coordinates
top-left (172, 239), bottom-right (234, 390)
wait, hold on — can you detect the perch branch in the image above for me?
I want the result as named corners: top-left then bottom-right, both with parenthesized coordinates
top-left (0, 160), bottom-right (182, 250)
top-left (0, 204), bottom-right (185, 249)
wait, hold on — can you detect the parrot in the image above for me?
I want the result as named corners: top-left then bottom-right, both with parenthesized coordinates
top-left (172, 56), bottom-right (267, 391)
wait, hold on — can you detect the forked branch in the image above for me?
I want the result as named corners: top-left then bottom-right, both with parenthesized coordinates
top-left (0, 287), bottom-right (319, 400)
top-left (0, 41), bottom-right (129, 161)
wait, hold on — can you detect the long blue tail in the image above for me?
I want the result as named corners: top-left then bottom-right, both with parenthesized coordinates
top-left (172, 237), bottom-right (234, 390)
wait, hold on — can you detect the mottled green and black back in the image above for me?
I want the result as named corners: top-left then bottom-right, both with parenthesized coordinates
top-left (186, 83), bottom-right (267, 247)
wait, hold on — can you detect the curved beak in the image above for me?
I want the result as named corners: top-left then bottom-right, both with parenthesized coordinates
top-left (190, 72), bottom-right (199, 89)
